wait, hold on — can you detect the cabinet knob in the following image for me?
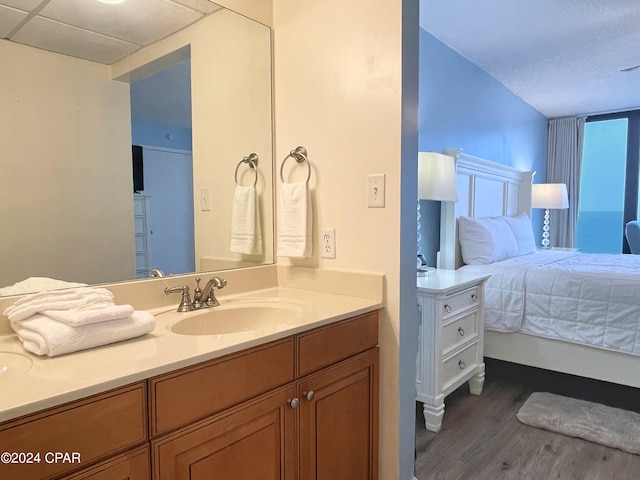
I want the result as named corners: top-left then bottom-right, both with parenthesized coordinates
top-left (471, 293), bottom-right (478, 302)
top-left (457, 326), bottom-right (465, 336)
top-left (458, 360), bottom-right (466, 369)
top-left (303, 390), bottom-right (315, 401)
top-left (444, 304), bottom-right (452, 313)
top-left (287, 398), bottom-right (300, 409)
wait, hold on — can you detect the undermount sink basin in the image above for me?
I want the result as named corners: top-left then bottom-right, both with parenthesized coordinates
top-left (0, 352), bottom-right (33, 381)
top-left (166, 298), bottom-right (312, 336)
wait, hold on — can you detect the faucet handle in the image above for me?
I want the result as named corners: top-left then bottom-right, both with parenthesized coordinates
top-left (193, 277), bottom-right (203, 308)
top-left (164, 285), bottom-right (194, 312)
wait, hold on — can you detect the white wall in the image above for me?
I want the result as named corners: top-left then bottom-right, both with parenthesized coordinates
top-left (0, 40), bottom-right (134, 287)
top-left (272, 1), bottom-right (419, 477)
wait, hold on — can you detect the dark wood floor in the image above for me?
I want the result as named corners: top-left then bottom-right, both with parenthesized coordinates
top-left (415, 359), bottom-right (640, 480)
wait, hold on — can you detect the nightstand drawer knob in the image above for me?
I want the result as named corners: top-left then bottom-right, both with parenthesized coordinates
top-left (458, 326), bottom-right (465, 336)
top-left (444, 304), bottom-right (452, 313)
top-left (471, 293), bottom-right (478, 302)
top-left (458, 360), bottom-right (466, 369)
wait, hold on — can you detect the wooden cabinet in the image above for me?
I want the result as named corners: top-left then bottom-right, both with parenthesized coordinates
top-left (152, 386), bottom-right (296, 480)
top-left (298, 350), bottom-right (378, 480)
top-left (57, 447), bottom-right (150, 480)
top-left (416, 270), bottom-right (490, 432)
top-left (152, 310), bottom-right (379, 480)
top-left (0, 311), bottom-right (379, 480)
top-left (0, 382), bottom-right (147, 480)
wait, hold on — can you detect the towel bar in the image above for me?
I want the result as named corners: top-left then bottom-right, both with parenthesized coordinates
top-left (280, 146), bottom-right (311, 184)
top-left (235, 153), bottom-right (259, 187)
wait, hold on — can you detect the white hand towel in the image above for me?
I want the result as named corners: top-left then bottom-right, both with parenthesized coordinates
top-left (230, 185), bottom-right (263, 255)
top-left (42, 304), bottom-right (135, 327)
top-left (4, 289), bottom-right (116, 323)
top-left (11, 311), bottom-right (155, 357)
top-left (277, 182), bottom-right (312, 258)
top-left (0, 277), bottom-right (87, 297)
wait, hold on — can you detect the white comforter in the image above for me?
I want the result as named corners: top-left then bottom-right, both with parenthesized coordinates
top-left (460, 251), bottom-right (640, 356)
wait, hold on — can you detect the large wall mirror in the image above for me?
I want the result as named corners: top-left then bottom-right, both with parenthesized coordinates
top-left (0, 0), bottom-right (273, 296)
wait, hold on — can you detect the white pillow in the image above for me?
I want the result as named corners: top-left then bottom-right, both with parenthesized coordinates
top-left (501, 213), bottom-right (536, 255)
top-left (457, 216), bottom-right (519, 265)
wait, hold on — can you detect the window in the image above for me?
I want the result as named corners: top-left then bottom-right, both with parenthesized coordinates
top-left (577, 112), bottom-right (640, 253)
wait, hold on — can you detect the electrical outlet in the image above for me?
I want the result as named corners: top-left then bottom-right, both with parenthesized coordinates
top-left (367, 174), bottom-right (385, 208)
top-left (200, 187), bottom-right (211, 211)
top-left (321, 228), bottom-right (336, 259)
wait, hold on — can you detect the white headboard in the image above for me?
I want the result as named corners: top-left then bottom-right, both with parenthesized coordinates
top-left (438, 148), bottom-right (534, 270)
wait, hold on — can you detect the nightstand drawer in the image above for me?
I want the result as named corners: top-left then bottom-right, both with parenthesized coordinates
top-left (442, 286), bottom-right (479, 319)
top-left (442, 343), bottom-right (478, 391)
top-left (442, 312), bottom-right (478, 353)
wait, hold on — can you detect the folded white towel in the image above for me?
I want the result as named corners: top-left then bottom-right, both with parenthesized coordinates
top-left (277, 182), bottom-right (312, 258)
top-left (4, 288), bottom-right (116, 323)
top-left (230, 185), bottom-right (263, 255)
top-left (43, 304), bottom-right (135, 327)
top-left (0, 277), bottom-right (87, 297)
top-left (11, 311), bottom-right (155, 357)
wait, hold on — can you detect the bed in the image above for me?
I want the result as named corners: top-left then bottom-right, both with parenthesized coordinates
top-left (438, 148), bottom-right (640, 388)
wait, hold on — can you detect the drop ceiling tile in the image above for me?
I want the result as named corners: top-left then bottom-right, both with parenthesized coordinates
top-left (12, 15), bottom-right (140, 64)
top-left (0, 0), bottom-right (45, 12)
top-left (0, 5), bottom-right (27, 37)
top-left (172, 0), bottom-right (222, 14)
top-left (40, 0), bottom-right (205, 46)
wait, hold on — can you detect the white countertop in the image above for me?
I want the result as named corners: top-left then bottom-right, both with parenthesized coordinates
top-left (0, 286), bottom-right (383, 423)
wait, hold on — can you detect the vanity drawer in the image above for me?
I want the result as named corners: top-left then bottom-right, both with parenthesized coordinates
top-left (442, 312), bottom-right (478, 354)
top-left (0, 382), bottom-right (147, 480)
top-left (150, 337), bottom-right (295, 436)
top-left (296, 311), bottom-right (378, 377)
top-left (441, 343), bottom-right (478, 392)
top-left (442, 286), bottom-right (479, 319)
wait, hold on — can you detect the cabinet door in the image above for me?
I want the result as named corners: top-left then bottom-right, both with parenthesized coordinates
top-left (298, 349), bottom-right (378, 480)
top-left (152, 385), bottom-right (296, 480)
top-left (58, 446), bottom-right (150, 480)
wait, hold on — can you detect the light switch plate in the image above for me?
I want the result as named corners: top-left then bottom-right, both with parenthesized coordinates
top-left (367, 174), bottom-right (385, 208)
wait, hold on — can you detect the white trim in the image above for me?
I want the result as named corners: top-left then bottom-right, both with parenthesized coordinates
top-left (137, 144), bottom-right (193, 155)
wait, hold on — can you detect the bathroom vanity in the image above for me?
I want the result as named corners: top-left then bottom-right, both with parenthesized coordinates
top-left (0, 274), bottom-right (382, 480)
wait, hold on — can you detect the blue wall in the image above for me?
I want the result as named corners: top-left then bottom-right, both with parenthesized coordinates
top-left (131, 120), bottom-right (193, 151)
top-left (418, 29), bottom-right (549, 265)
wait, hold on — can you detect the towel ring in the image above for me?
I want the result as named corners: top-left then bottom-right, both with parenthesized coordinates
top-left (280, 146), bottom-right (311, 184)
top-left (235, 153), bottom-right (259, 187)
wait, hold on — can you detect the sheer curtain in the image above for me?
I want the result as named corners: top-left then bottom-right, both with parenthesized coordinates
top-left (547, 116), bottom-right (586, 247)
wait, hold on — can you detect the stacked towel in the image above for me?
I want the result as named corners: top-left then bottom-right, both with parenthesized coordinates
top-left (277, 182), bottom-right (313, 258)
top-left (3, 287), bottom-right (155, 357)
top-left (230, 185), bottom-right (263, 255)
top-left (0, 277), bottom-right (87, 296)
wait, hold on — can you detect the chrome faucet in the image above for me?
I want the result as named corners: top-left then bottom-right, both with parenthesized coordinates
top-left (193, 276), bottom-right (227, 308)
top-left (164, 277), bottom-right (227, 312)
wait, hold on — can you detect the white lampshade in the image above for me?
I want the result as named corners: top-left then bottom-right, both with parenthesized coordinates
top-left (531, 183), bottom-right (569, 209)
top-left (418, 152), bottom-right (458, 202)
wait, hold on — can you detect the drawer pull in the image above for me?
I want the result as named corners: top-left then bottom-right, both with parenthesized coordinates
top-left (458, 360), bottom-right (466, 369)
top-left (471, 293), bottom-right (478, 302)
top-left (303, 390), bottom-right (315, 401)
top-left (458, 326), bottom-right (465, 336)
top-left (444, 304), bottom-right (452, 313)
top-left (287, 398), bottom-right (300, 409)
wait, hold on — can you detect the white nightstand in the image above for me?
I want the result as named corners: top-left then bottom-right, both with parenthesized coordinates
top-left (416, 269), bottom-right (491, 432)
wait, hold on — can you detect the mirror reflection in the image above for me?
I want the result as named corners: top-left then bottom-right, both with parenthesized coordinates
top-left (0, 1), bottom-right (273, 296)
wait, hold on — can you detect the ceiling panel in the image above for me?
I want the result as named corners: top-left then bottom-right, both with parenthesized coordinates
top-left (41, 0), bottom-right (204, 46)
top-left (1, 0), bottom-right (223, 65)
top-left (12, 15), bottom-right (140, 65)
top-left (0, 5), bottom-right (27, 38)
